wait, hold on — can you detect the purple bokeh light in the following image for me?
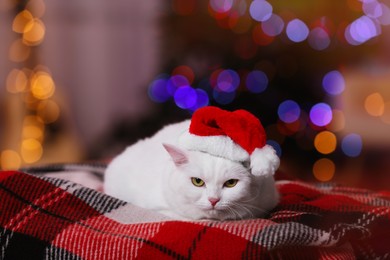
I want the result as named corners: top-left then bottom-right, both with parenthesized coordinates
top-left (278, 100), bottom-right (301, 123)
top-left (322, 70), bottom-right (345, 95)
top-left (216, 69), bottom-right (240, 92)
top-left (246, 70), bottom-right (268, 93)
top-left (310, 103), bottom-right (333, 127)
top-left (249, 0), bottom-right (273, 22)
top-left (166, 75), bottom-right (190, 96)
top-left (174, 86), bottom-right (197, 109)
top-left (209, 0), bottom-right (234, 13)
top-left (286, 19), bottom-right (309, 43)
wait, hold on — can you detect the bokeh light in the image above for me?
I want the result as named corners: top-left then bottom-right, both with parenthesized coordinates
top-left (278, 100), bottom-right (301, 123)
top-left (37, 100), bottom-right (60, 124)
top-left (167, 74), bottom-right (190, 95)
top-left (308, 27), bottom-right (331, 50)
top-left (23, 18), bottom-right (46, 46)
top-left (174, 86), bottom-right (197, 109)
top-left (21, 138), bottom-right (43, 163)
top-left (216, 69), bottom-right (240, 92)
top-left (314, 131), bottom-right (337, 154)
top-left (6, 69), bottom-right (28, 93)
top-left (245, 70), bottom-right (268, 93)
top-left (172, 65), bottom-right (195, 84)
top-left (30, 71), bottom-right (55, 100)
top-left (364, 92), bottom-right (384, 117)
top-left (286, 19), bottom-right (309, 43)
top-left (327, 109), bottom-right (345, 132)
top-left (345, 16), bottom-right (381, 45)
top-left (341, 134), bottom-right (363, 157)
top-left (267, 140), bottom-right (282, 157)
top-left (249, 0), bottom-right (273, 22)
top-left (322, 70), bottom-right (345, 95)
top-left (310, 103), bottom-right (333, 127)
top-left (12, 10), bottom-right (33, 33)
top-left (1, 150), bottom-right (22, 170)
top-left (213, 89), bottom-right (236, 104)
top-left (362, 0), bottom-right (383, 19)
top-left (261, 14), bottom-right (284, 37)
top-left (209, 0), bottom-right (233, 13)
top-left (148, 76), bottom-right (170, 103)
top-left (9, 39), bottom-right (31, 62)
top-left (313, 158), bottom-right (335, 182)
top-left (190, 88), bottom-right (209, 111)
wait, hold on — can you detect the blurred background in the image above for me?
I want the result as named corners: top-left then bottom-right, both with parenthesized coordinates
top-left (1, 0), bottom-right (390, 189)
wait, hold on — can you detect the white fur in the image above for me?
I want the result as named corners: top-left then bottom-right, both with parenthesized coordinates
top-left (250, 146), bottom-right (280, 176)
top-left (104, 120), bottom-right (279, 220)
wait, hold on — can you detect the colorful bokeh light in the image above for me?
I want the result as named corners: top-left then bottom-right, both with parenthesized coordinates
top-left (314, 131), bottom-right (337, 154)
top-left (174, 86), bottom-right (197, 109)
top-left (249, 0), bottom-right (273, 22)
top-left (310, 103), bottom-right (333, 127)
top-left (216, 69), bottom-right (240, 92)
top-left (322, 70), bottom-right (345, 95)
top-left (286, 19), bottom-right (309, 43)
top-left (267, 140), bottom-right (282, 157)
top-left (261, 14), bottom-right (284, 37)
top-left (341, 134), bottom-right (363, 157)
top-left (245, 70), bottom-right (268, 93)
top-left (313, 158), bottom-right (335, 182)
top-left (278, 100), bottom-right (301, 123)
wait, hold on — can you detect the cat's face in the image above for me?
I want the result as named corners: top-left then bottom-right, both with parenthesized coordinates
top-left (163, 144), bottom-right (267, 220)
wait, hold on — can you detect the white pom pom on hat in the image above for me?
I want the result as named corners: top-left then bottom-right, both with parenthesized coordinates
top-left (179, 106), bottom-right (280, 176)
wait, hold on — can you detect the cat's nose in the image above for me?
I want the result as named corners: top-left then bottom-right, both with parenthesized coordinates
top-left (208, 197), bottom-right (220, 207)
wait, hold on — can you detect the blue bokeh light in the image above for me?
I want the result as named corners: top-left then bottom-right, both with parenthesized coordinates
top-left (310, 103), bottom-right (333, 127)
top-left (148, 75), bottom-right (170, 103)
top-left (249, 0), bottom-right (273, 22)
top-left (189, 88), bottom-right (210, 111)
top-left (246, 70), bottom-right (268, 93)
top-left (341, 134), bottom-right (363, 157)
top-left (266, 140), bottom-right (282, 157)
top-left (174, 86), bottom-right (197, 109)
top-left (166, 75), bottom-right (190, 96)
top-left (278, 100), bottom-right (301, 123)
top-left (216, 69), bottom-right (240, 92)
top-left (322, 70), bottom-right (345, 95)
top-left (213, 89), bottom-right (236, 105)
top-left (286, 19), bottom-right (309, 43)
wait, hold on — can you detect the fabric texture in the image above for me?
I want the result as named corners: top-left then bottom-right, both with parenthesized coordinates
top-left (189, 106), bottom-right (266, 154)
top-left (1, 170), bottom-right (389, 259)
top-left (179, 106), bottom-right (280, 176)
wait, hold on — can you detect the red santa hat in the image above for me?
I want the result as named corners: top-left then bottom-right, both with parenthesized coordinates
top-left (179, 106), bottom-right (280, 176)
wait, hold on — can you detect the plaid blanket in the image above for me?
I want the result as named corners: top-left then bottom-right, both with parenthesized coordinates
top-left (1, 170), bottom-right (389, 259)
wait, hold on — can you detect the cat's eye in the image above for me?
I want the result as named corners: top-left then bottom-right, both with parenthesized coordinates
top-left (191, 177), bottom-right (205, 187)
top-left (224, 179), bottom-right (238, 188)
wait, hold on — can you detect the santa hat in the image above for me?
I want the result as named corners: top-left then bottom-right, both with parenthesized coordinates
top-left (179, 106), bottom-right (280, 176)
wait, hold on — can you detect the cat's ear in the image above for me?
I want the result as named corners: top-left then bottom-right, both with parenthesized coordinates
top-left (163, 143), bottom-right (189, 167)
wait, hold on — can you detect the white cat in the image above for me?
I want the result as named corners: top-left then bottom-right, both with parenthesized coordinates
top-left (104, 120), bottom-right (279, 221)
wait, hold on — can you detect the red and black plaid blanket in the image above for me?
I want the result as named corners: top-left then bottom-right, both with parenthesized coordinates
top-left (1, 170), bottom-right (389, 259)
